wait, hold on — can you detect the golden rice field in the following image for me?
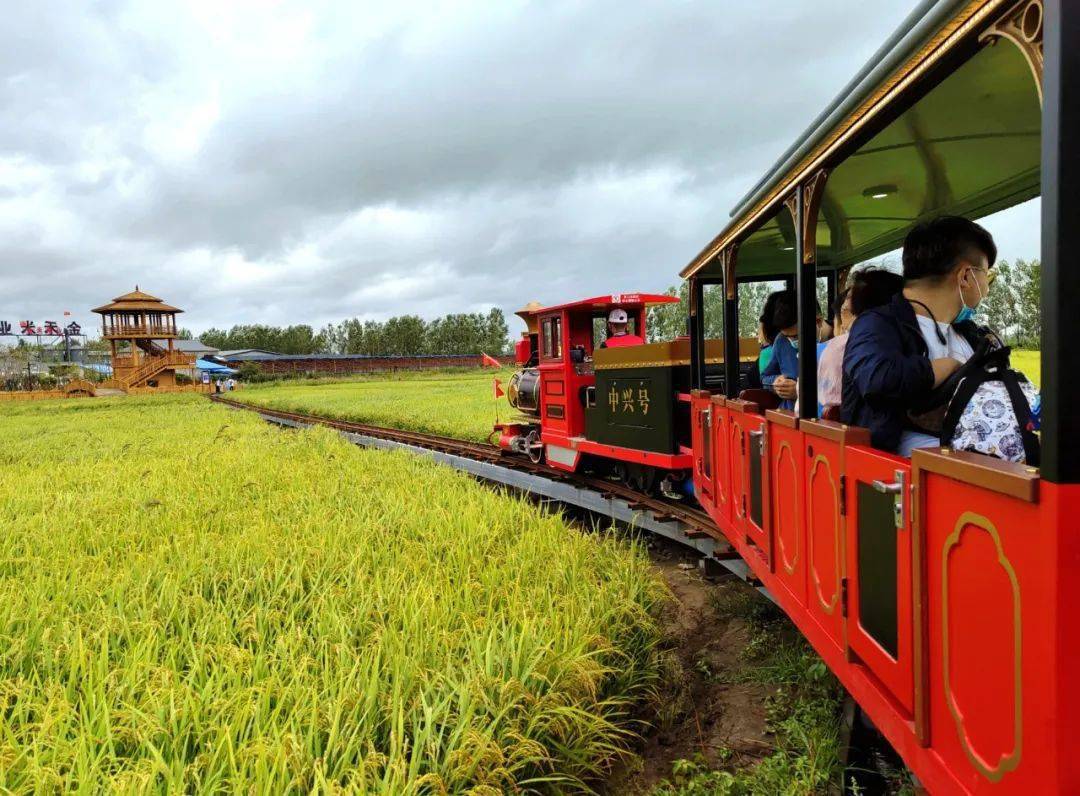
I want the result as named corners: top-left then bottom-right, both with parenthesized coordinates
top-left (233, 368), bottom-right (515, 443)
top-left (235, 351), bottom-right (1042, 443)
top-left (1012, 349), bottom-right (1040, 386)
top-left (0, 395), bottom-right (665, 793)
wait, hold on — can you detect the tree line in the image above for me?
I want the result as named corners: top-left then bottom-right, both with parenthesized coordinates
top-left (198, 308), bottom-right (510, 356)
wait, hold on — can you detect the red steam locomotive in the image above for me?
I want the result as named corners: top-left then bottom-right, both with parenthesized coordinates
top-left (496, 2), bottom-right (1080, 794)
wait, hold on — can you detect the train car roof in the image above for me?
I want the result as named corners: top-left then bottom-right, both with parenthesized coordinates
top-left (530, 293), bottom-right (680, 315)
top-left (681, 0), bottom-right (1042, 279)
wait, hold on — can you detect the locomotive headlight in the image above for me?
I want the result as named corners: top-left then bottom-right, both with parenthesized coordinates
top-left (508, 368), bottom-right (540, 415)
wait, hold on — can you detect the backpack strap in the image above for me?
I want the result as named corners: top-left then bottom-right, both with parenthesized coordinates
top-left (939, 369), bottom-right (989, 447)
top-left (999, 369), bottom-right (1041, 466)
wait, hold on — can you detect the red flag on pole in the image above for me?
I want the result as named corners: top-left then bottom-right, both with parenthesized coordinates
top-left (481, 352), bottom-right (501, 368)
top-left (493, 378), bottom-right (504, 399)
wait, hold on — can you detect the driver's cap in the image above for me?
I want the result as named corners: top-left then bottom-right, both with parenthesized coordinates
top-left (608, 308), bottom-right (628, 324)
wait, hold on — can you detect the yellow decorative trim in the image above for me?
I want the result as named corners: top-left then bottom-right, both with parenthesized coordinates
top-left (775, 440), bottom-right (800, 575)
top-left (808, 454), bottom-right (841, 614)
top-left (594, 355), bottom-right (755, 370)
top-left (942, 511), bottom-right (1023, 782)
top-left (682, 0), bottom-right (1007, 278)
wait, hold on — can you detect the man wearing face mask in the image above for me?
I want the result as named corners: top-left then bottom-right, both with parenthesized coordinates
top-left (841, 216), bottom-right (997, 455)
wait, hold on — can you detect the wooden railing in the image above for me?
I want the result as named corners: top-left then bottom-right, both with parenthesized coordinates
top-left (103, 324), bottom-right (176, 338)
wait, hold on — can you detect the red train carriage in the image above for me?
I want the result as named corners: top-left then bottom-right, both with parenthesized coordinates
top-left (675, 1), bottom-right (1079, 793)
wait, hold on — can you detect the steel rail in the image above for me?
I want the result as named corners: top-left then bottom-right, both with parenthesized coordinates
top-left (209, 395), bottom-right (767, 590)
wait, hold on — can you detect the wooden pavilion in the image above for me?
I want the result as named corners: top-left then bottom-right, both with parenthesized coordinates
top-left (92, 287), bottom-right (195, 390)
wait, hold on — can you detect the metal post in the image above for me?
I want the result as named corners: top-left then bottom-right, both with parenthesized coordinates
top-left (795, 188), bottom-right (818, 418)
top-left (1042, 0), bottom-right (1080, 482)
top-left (689, 277), bottom-right (704, 390)
top-left (724, 272), bottom-right (740, 398)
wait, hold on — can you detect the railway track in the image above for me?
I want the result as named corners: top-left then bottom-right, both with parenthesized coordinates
top-left (209, 395), bottom-right (759, 583)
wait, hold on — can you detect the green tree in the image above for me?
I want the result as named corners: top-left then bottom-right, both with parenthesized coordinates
top-left (481, 308), bottom-right (510, 355)
top-left (1016, 259), bottom-right (1041, 347)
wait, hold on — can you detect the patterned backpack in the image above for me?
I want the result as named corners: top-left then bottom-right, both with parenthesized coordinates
top-left (939, 345), bottom-right (1040, 465)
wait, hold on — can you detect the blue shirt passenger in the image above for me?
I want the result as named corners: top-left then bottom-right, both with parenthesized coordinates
top-left (761, 334), bottom-right (799, 410)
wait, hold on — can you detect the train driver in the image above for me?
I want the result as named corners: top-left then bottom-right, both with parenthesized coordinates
top-left (601, 308), bottom-right (645, 348)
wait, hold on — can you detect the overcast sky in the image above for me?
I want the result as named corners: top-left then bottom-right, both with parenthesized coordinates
top-left (0, 0), bottom-right (1040, 339)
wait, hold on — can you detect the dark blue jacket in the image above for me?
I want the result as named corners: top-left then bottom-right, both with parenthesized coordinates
top-left (761, 334), bottom-right (799, 410)
top-left (841, 294), bottom-right (934, 451)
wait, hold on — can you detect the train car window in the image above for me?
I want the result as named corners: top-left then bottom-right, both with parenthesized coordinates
top-left (542, 316), bottom-right (562, 359)
top-left (856, 481), bottom-right (899, 658)
top-left (592, 316), bottom-right (606, 350)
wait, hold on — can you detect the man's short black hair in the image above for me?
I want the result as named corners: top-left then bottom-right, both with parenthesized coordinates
top-left (771, 290), bottom-right (797, 331)
top-left (759, 290), bottom-right (783, 342)
top-left (849, 268), bottom-right (903, 316)
top-left (902, 216), bottom-right (997, 282)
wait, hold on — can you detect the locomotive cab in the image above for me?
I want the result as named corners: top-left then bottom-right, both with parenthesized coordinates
top-left (500, 294), bottom-right (696, 490)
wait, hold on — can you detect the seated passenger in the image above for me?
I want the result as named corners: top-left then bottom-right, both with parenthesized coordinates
top-left (600, 308), bottom-right (645, 348)
top-left (842, 216), bottom-right (996, 454)
top-left (756, 291), bottom-right (783, 376)
top-left (818, 269), bottom-right (903, 414)
top-left (761, 290), bottom-right (799, 409)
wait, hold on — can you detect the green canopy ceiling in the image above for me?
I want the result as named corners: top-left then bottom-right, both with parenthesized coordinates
top-left (698, 38), bottom-right (1041, 280)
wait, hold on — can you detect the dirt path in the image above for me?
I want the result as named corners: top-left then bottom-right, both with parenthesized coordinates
top-left (604, 539), bottom-right (777, 793)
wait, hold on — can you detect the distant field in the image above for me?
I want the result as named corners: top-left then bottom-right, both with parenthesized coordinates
top-left (1013, 349), bottom-right (1040, 386)
top-left (234, 368), bottom-right (516, 442)
top-left (0, 395), bottom-right (663, 792)
top-left (234, 353), bottom-right (1043, 446)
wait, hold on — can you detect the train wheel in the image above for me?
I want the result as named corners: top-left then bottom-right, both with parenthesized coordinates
top-left (624, 464), bottom-right (657, 495)
top-left (525, 429), bottom-right (544, 464)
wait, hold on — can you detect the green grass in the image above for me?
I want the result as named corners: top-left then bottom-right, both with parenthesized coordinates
top-left (0, 395), bottom-right (665, 792)
top-left (233, 368), bottom-right (517, 443)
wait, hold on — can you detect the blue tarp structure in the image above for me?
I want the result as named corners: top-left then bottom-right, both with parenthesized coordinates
top-left (196, 358), bottom-right (238, 375)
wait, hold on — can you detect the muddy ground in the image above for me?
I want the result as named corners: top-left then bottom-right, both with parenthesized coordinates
top-left (603, 538), bottom-right (778, 794)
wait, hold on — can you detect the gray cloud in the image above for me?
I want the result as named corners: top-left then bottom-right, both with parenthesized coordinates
top-left (4, 0), bottom-right (1034, 340)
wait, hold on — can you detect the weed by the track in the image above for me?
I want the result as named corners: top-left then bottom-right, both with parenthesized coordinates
top-left (651, 586), bottom-right (843, 796)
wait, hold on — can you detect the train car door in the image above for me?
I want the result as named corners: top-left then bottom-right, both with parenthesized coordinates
top-left (767, 410), bottom-right (805, 607)
top-left (800, 421), bottom-right (869, 658)
top-left (710, 395), bottom-right (731, 531)
top-left (724, 400), bottom-right (749, 553)
top-left (728, 399), bottom-right (769, 568)
top-left (845, 445), bottom-right (915, 715)
top-left (690, 391), bottom-right (716, 515)
top-left (537, 313), bottom-right (570, 439)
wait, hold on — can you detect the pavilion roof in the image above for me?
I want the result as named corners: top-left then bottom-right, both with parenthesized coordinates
top-left (92, 286), bottom-right (183, 314)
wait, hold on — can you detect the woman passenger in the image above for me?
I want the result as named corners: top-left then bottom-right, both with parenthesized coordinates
top-left (761, 290), bottom-right (799, 409)
top-left (818, 269), bottom-right (903, 414)
top-left (756, 291), bottom-right (783, 377)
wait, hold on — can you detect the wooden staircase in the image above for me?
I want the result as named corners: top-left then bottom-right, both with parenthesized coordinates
top-left (118, 350), bottom-right (193, 389)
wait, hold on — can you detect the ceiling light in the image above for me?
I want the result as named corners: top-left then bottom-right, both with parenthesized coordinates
top-left (862, 184), bottom-right (898, 200)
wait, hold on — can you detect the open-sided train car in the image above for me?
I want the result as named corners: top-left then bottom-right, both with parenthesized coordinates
top-left (677, 1), bottom-right (1077, 793)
